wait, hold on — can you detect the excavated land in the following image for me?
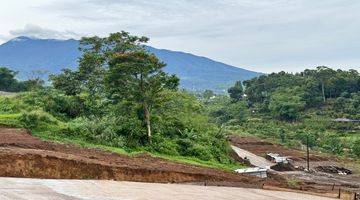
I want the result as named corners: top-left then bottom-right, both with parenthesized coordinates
top-left (0, 127), bottom-right (284, 188)
top-left (228, 135), bottom-right (331, 162)
top-left (228, 135), bottom-right (360, 193)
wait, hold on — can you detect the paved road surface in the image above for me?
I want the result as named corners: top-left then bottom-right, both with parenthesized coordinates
top-left (231, 145), bottom-right (275, 168)
top-left (0, 178), bottom-right (333, 200)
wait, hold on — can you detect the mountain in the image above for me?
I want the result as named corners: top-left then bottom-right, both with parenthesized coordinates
top-left (0, 36), bottom-right (261, 92)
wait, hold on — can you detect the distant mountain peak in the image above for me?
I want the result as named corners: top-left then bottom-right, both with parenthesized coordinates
top-left (0, 37), bottom-right (262, 92)
top-left (9, 36), bottom-right (76, 43)
top-left (9, 36), bottom-right (33, 42)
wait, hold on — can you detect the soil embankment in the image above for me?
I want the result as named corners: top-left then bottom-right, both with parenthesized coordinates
top-left (0, 127), bottom-right (273, 187)
top-left (228, 135), bottom-right (330, 162)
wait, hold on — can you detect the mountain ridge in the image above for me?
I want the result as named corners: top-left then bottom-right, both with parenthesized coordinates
top-left (0, 36), bottom-right (262, 92)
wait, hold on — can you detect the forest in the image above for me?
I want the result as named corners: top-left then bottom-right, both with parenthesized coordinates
top-left (208, 66), bottom-right (360, 158)
top-left (0, 32), bottom-right (359, 170)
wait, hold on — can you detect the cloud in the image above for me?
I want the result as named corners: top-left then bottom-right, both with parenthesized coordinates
top-left (9, 24), bottom-right (82, 40)
top-left (1, 0), bottom-right (360, 72)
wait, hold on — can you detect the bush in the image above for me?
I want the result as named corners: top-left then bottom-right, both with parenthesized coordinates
top-left (66, 116), bottom-right (126, 147)
top-left (0, 96), bottom-right (22, 114)
top-left (351, 140), bottom-right (360, 158)
top-left (20, 89), bottom-right (84, 119)
top-left (19, 110), bottom-right (58, 129)
top-left (320, 134), bottom-right (344, 154)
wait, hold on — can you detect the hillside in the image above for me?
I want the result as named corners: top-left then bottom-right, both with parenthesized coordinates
top-left (0, 36), bottom-right (261, 92)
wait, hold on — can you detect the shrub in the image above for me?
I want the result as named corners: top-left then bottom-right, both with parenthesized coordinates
top-left (19, 110), bottom-right (58, 129)
top-left (351, 140), bottom-right (360, 158)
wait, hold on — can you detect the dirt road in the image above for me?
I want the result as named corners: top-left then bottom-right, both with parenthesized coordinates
top-left (0, 178), bottom-right (334, 200)
top-left (231, 145), bottom-right (275, 168)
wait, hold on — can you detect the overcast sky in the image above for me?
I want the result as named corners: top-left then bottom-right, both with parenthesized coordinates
top-left (0, 0), bottom-right (359, 73)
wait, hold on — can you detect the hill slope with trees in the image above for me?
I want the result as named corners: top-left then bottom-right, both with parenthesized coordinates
top-left (207, 67), bottom-right (360, 158)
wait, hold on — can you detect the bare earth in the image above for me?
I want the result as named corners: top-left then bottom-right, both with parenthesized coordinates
top-left (0, 127), bottom-right (266, 186)
top-left (0, 178), bottom-right (334, 200)
top-left (231, 145), bottom-right (275, 168)
top-left (229, 135), bottom-right (360, 192)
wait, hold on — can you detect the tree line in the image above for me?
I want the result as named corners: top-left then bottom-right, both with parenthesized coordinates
top-left (225, 67), bottom-right (360, 120)
top-left (0, 67), bottom-right (43, 92)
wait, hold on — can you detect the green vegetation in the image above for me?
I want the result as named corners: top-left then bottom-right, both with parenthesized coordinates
top-left (0, 31), bottom-right (359, 170)
top-left (0, 67), bottom-right (43, 92)
top-left (0, 32), bottom-right (238, 170)
top-left (208, 67), bottom-right (360, 158)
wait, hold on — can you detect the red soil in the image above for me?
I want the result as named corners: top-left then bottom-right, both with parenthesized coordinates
top-left (0, 127), bottom-right (280, 187)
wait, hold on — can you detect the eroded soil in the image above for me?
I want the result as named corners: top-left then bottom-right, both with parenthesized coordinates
top-left (0, 127), bottom-right (278, 187)
top-left (228, 135), bottom-right (360, 193)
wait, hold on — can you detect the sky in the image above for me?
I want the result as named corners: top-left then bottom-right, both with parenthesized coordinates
top-left (0, 0), bottom-right (359, 73)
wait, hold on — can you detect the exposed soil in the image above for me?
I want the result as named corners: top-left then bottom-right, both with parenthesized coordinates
top-left (228, 135), bottom-right (331, 162)
top-left (0, 127), bottom-right (281, 188)
top-left (228, 135), bottom-right (360, 193)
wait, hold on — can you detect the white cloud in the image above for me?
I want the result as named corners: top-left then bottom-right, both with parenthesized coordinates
top-left (9, 24), bottom-right (82, 40)
top-left (0, 0), bottom-right (359, 73)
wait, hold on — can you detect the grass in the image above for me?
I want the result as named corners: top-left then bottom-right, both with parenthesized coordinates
top-left (286, 178), bottom-right (300, 189)
top-left (0, 110), bottom-right (244, 172)
top-left (30, 128), bottom-right (244, 172)
top-left (0, 113), bottom-right (21, 127)
top-left (152, 153), bottom-right (245, 171)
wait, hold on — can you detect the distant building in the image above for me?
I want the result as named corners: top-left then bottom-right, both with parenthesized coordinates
top-left (234, 167), bottom-right (268, 178)
top-left (266, 153), bottom-right (291, 164)
top-left (332, 118), bottom-right (360, 122)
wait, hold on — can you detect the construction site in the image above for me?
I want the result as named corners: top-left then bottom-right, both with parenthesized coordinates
top-left (0, 127), bottom-right (359, 199)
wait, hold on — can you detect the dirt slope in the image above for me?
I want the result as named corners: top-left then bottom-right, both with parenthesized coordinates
top-left (228, 135), bottom-right (360, 193)
top-left (228, 135), bottom-right (330, 162)
top-left (0, 127), bottom-right (275, 187)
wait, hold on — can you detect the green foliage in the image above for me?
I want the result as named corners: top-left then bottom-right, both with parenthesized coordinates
top-left (20, 89), bottom-right (84, 119)
top-left (0, 67), bottom-right (25, 92)
top-left (19, 110), bottom-right (59, 129)
top-left (206, 95), bottom-right (249, 124)
top-left (0, 96), bottom-right (24, 114)
top-left (244, 68), bottom-right (359, 114)
top-left (1, 89), bottom-right (233, 165)
top-left (269, 87), bottom-right (305, 121)
top-left (219, 67), bottom-right (359, 159)
top-left (228, 81), bottom-right (244, 102)
top-left (50, 69), bottom-right (82, 96)
top-left (320, 134), bottom-right (344, 154)
top-left (294, 131), bottom-right (317, 148)
top-left (0, 113), bottom-right (21, 127)
top-left (106, 51), bottom-right (179, 142)
top-left (352, 140), bottom-right (360, 158)
top-left (202, 89), bottom-right (215, 100)
top-left (0, 67), bottom-right (44, 92)
top-left (334, 92), bottom-right (360, 118)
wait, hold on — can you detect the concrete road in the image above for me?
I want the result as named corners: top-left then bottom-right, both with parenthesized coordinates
top-left (0, 178), bottom-right (334, 200)
top-left (231, 145), bottom-right (275, 168)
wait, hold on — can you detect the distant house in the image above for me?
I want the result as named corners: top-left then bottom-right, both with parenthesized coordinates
top-left (332, 118), bottom-right (360, 122)
top-left (266, 153), bottom-right (291, 164)
top-left (0, 91), bottom-right (14, 96)
top-left (234, 167), bottom-right (268, 178)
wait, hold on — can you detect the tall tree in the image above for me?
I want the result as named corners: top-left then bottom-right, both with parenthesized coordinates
top-left (51, 32), bottom-right (150, 116)
top-left (106, 51), bottom-right (179, 143)
top-left (315, 66), bottom-right (336, 102)
top-left (228, 81), bottom-right (244, 102)
top-left (0, 67), bottom-right (18, 91)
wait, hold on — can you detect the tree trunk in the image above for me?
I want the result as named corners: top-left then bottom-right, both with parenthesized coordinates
top-left (321, 82), bottom-right (326, 102)
top-left (143, 102), bottom-right (152, 143)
